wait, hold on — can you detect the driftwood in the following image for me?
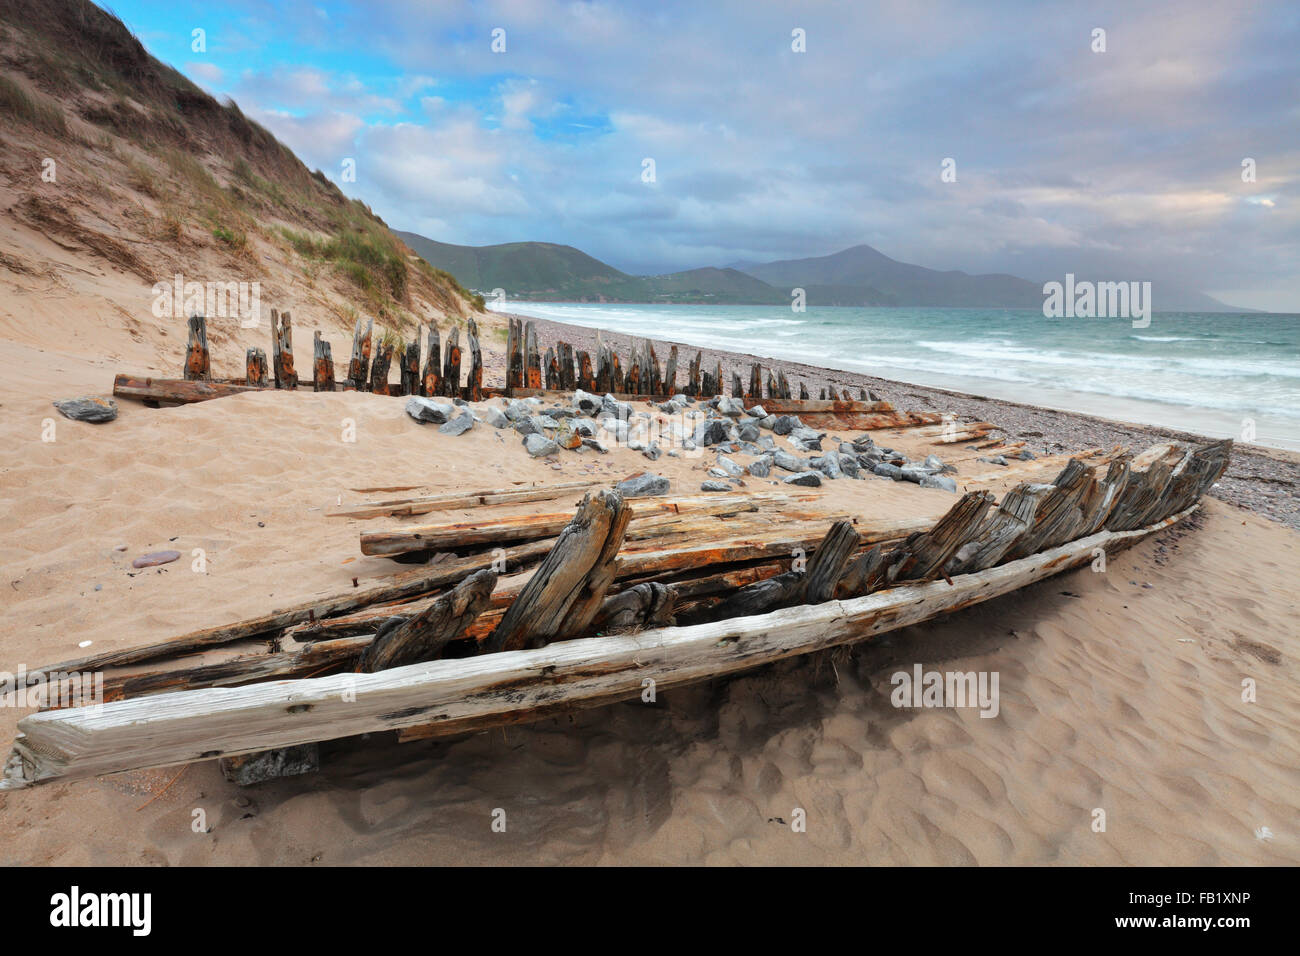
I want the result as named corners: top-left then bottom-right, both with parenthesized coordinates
top-left (486, 490), bottom-right (630, 652)
top-left (313, 332), bottom-right (335, 392)
top-left (183, 314), bottom-right (210, 382)
top-left (360, 569), bottom-right (496, 671)
top-left (347, 315), bottom-right (373, 390)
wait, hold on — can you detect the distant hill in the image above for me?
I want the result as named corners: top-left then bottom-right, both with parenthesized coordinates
top-left (396, 232), bottom-right (811, 304)
top-left (399, 232), bottom-right (1243, 312)
top-left (739, 245), bottom-right (1243, 311)
top-left (738, 244), bottom-right (1042, 308)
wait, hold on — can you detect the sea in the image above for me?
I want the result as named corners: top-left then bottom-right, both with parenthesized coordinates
top-left (489, 302), bottom-right (1300, 452)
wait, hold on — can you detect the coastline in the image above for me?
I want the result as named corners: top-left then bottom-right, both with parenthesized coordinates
top-left (509, 310), bottom-right (1300, 531)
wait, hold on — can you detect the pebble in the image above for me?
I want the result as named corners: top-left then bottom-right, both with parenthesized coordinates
top-left (132, 550), bottom-right (181, 569)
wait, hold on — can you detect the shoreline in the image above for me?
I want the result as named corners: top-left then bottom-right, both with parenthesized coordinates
top-left (506, 310), bottom-right (1300, 531)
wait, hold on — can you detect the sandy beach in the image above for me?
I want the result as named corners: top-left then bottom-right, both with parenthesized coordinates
top-left (0, 0), bottom-right (1296, 870)
top-left (0, 315), bottom-right (1296, 866)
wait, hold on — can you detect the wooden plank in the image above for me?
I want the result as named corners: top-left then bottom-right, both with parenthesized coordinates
top-left (1, 506), bottom-right (1198, 789)
top-left (327, 480), bottom-right (607, 519)
top-left (358, 493), bottom-right (807, 556)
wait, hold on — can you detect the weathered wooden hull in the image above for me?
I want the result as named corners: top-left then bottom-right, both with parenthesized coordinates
top-left (1, 505), bottom-right (1194, 790)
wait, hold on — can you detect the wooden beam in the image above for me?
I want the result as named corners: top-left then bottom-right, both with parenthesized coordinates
top-left (113, 374), bottom-right (259, 404)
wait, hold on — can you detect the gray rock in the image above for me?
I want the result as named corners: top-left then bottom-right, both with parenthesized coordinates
top-left (783, 470), bottom-right (823, 487)
top-left (839, 454), bottom-right (861, 478)
top-left (602, 394), bottom-right (633, 420)
top-left (53, 396), bottom-right (117, 423)
top-left (671, 393), bottom-right (694, 405)
top-left (642, 441), bottom-right (663, 462)
top-left (708, 467), bottom-right (731, 479)
top-left (790, 435), bottom-right (823, 452)
top-left (872, 462), bottom-right (904, 480)
top-left (773, 449), bottom-right (804, 472)
top-left (438, 410), bottom-right (475, 436)
top-left (481, 406), bottom-right (510, 429)
top-left (738, 423), bottom-right (760, 443)
top-left (747, 456), bottom-right (772, 477)
top-left (745, 404), bottom-right (767, 418)
top-left (919, 474), bottom-right (958, 492)
top-left (504, 400), bottom-right (533, 422)
top-left (977, 455), bottom-right (1009, 466)
top-left (405, 396), bottom-right (455, 424)
top-left (523, 433), bottom-right (559, 457)
top-left (899, 466), bottom-right (930, 483)
top-left (695, 419), bottom-right (730, 446)
top-left (923, 454), bottom-right (945, 471)
top-left (572, 389), bottom-right (602, 415)
top-left (701, 480), bottom-right (732, 492)
top-left (572, 418), bottom-right (597, 437)
top-left (772, 414), bottom-right (801, 435)
top-left (715, 455), bottom-right (744, 477)
top-left (1017, 449), bottom-right (1037, 460)
top-left (757, 415), bottom-right (777, 431)
top-left (716, 396), bottom-right (745, 417)
top-left (581, 437), bottom-right (609, 454)
top-left (617, 472), bottom-right (670, 498)
top-left (811, 450), bottom-right (843, 479)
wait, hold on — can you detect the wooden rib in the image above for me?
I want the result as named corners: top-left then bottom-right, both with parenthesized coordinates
top-left (360, 569), bottom-right (496, 671)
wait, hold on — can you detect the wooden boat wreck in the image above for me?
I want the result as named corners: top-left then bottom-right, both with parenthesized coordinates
top-left (0, 418), bottom-right (1230, 789)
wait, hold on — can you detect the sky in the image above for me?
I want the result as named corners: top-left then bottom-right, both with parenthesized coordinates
top-left (110, 0), bottom-right (1300, 311)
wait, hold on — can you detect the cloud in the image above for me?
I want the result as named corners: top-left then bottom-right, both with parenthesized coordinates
top-left (160, 0), bottom-right (1300, 306)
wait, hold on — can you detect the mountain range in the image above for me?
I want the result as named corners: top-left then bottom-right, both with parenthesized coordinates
top-left (396, 231), bottom-right (1240, 311)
